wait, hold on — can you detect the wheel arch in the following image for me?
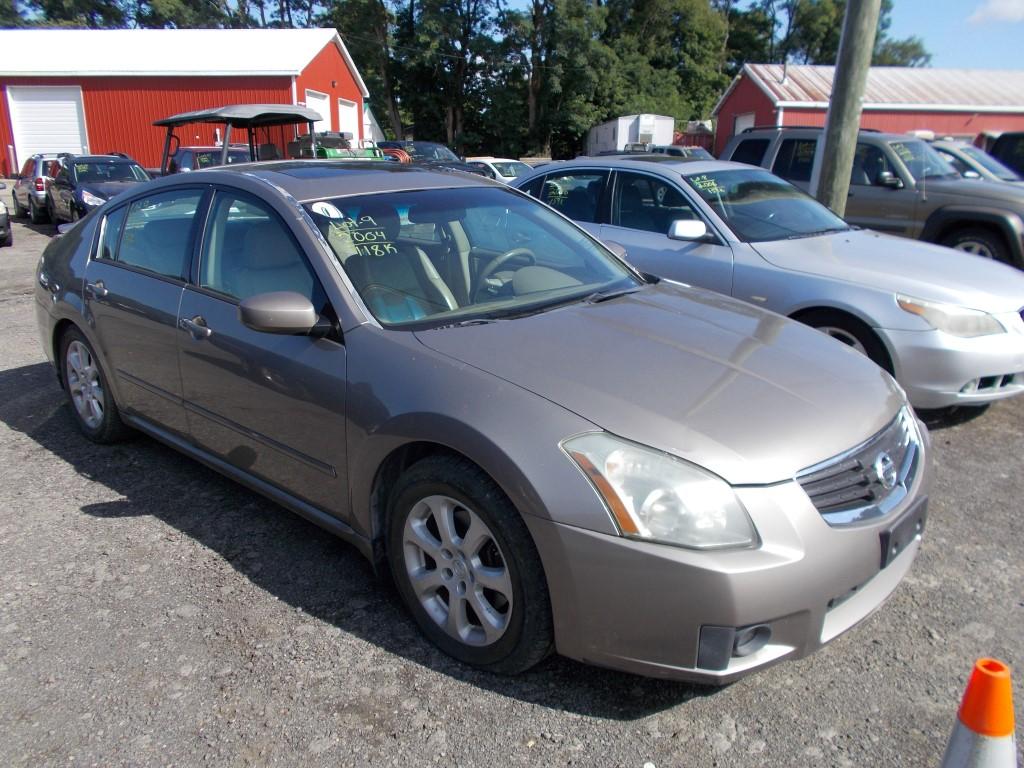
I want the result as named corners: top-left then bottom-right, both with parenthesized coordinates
top-left (920, 206), bottom-right (1023, 266)
top-left (788, 305), bottom-right (896, 375)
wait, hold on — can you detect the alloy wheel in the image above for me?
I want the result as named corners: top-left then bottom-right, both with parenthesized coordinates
top-left (816, 325), bottom-right (868, 356)
top-left (65, 340), bottom-right (105, 429)
top-left (952, 240), bottom-right (994, 259)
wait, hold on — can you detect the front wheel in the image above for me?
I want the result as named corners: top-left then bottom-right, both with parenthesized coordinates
top-left (387, 455), bottom-right (553, 674)
top-left (798, 309), bottom-right (894, 374)
top-left (59, 327), bottom-right (132, 443)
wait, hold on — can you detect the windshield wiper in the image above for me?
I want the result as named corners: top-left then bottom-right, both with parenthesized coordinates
top-left (786, 227), bottom-right (849, 240)
top-left (581, 286), bottom-right (643, 304)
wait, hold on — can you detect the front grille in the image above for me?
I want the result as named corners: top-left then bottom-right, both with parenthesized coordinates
top-left (796, 408), bottom-right (920, 526)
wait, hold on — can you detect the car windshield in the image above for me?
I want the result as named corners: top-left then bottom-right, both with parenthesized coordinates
top-left (492, 161), bottom-right (531, 178)
top-left (406, 143), bottom-right (460, 162)
top-left (888, 140), bottom-right (959, 180)
top-left (74, 161), bottom-right (149, 183)
top-left (959, 145), bottom-right (1021, 181)
top-left (305, 186), bottom-right (638, 328)
top-left (684, 168), bottom-right (850, 242)
top-left (194, 150), bottom-right (251, 168)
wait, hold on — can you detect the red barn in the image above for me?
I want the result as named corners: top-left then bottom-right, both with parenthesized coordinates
top-left (712, 63), bottom-right (1024, 157)
top-left (0, 28), bottom-right (370, 177)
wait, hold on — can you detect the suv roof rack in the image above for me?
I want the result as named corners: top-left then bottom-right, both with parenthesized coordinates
top-left (740, 125), bottom-right (880, 133)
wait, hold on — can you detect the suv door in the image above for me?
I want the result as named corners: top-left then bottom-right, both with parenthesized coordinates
top-left (83, 187), bottom-right (206, 436)
top-left (600, 170), bottom-right (733, 294)
top-left (177, 188), bottom-right (348, 516)
top-left (845, 142), bottom-right (918, 235)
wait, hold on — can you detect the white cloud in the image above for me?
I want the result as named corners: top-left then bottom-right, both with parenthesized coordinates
top-left (969, 0), bottom-right (1024, 23)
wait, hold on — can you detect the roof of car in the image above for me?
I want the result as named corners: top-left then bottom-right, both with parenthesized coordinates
top-left (195, 160), bottom-right (501, 201)
top-left (736, 127), bottom-right (920, 143)
top-left (530, 155), bottom-right (752, 176)
top-left (67, 154), bottom-right (139, 163)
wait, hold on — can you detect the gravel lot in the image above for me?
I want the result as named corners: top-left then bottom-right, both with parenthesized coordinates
top-left (0, 209), bottom-right (1021, 767)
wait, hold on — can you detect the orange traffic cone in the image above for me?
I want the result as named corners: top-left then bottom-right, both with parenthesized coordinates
top-left (940, 658), bottom-right (1017, 767)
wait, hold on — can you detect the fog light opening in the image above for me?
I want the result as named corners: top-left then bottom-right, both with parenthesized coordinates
top-left (732, 624), bottom-right (771, 658)
top-left (960, 379), bottom-right (979, 393)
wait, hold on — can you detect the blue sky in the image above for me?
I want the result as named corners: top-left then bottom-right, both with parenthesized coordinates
top-left (887, 0), bottom-right (1023, 68)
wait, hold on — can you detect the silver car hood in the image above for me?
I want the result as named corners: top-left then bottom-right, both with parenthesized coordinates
top-left (751, 229), bottom-right (1024, 313)
top-left (415, 283), bottom-right (905, 485)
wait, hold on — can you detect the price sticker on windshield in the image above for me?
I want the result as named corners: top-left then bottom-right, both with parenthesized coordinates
top-left (690, 174), bottom-right (724, 195)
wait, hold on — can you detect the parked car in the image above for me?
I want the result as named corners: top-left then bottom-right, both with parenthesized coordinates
top-left (514, 156), bottom-right (1024, 410)
top-left (465, 157), bottom-right (533, 183)
top-left (45, 154), bottom-right (151, 226)
top-left (929, 140), bottom-right (1022, 183)
top-left (0, 183), bottom-right (11, 246)
top-left (10, 152), bottom-right (59, 224)
top-left (649, 145), bottom-right (714, 160)
top-left (166, 145), bottom-right (251, 173)
top-left (377, 140), bottom-right (488, 175)
top-left (720, 126), bottom-right (1024, 265)
top-left (36, 160), bottom-right (928, 684)
top-left (988, 131), bottom-right (1024, 178)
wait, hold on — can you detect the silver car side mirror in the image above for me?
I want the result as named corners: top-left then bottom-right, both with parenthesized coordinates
top-left (962, 170), bottom-right (981, 179)
top-left (603, 240), bottom-right (628, 260)
top-left (239, 291), bottom-right (318, 334)
top-left (668, 219), bottom-right (708, 241)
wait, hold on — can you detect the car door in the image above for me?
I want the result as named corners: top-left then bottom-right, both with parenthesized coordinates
top-left (83, 186), bottom-right (206, 436)
top-left (844, 143), bottom-right (918, 236)
top-left (177, 188), bottom-right (348, 516)
top-left (599, 170), bottom-right (734, 294)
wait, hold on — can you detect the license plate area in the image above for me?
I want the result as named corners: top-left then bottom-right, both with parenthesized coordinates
top-left (879, 497), bottom-right (927, 569)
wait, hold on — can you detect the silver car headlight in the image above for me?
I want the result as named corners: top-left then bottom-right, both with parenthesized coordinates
top-left (81, 190), bottom-right (105, 207)
top-left (562, 433), bottom-right (758, 550)
top-left (897, 295), bottom-right (1005, 337)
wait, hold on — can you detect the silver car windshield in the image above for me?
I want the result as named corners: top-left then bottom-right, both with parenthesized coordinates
top-left (492, 161), bottom-right (531, 178)
top-left (684, 168), bottom-right (849, 242)
top-left (305, 187), bottom-right (638, 327)
top-left (960, 145), bottom-right (1021, 181)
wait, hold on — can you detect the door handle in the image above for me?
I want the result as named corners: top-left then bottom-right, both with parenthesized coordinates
top-left (84, 280), bottom-right (108, 298)
top-left (180, 316), bottom-right (212, 339)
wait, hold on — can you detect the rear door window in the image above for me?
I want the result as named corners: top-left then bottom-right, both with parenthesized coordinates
top-left (772, 139), bottom-right (817, 182)
top-left (116, 189), bottom-right (204, 280)
top-left (729, 138), bottom-right (770, 166)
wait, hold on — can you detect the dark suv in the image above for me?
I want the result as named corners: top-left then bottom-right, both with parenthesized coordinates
top-left (10, 153), bottom-right (60, 224)
top-left (46, 154), bottom-right (150, 226)
top-left (721, 127), bottom-right (1024, 266)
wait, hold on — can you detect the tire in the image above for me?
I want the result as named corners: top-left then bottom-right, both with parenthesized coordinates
top-left (1, 228), bottom-right (12, 248)
top-left (941, 227), bottom-right (1009, 264)
top-left (48, 200), bottom-right (59, 230)
top-left (797, 309), bottom-right (894, 374)
top-left (11, 193), bottom-right (26, 219)
top-left (29, 197), bottom-right (46, 224)
top-left (387, 455), bottom-right (553, 674)
top-left (59, 327), bottom-right (132, 444)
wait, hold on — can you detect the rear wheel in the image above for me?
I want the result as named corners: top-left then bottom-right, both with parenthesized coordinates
top-left (59, 327), bottom-right (132, 444)
top-left (942, 227), bottom-right (1009, 264)
top-left (11, 193), bottom-right (26, 218)
top-left (797, 309), bottom-right (893, 374)
top-left (387, 455), bottom-right (553, 674)
top-left (29, 197), bottom-right (46, 224)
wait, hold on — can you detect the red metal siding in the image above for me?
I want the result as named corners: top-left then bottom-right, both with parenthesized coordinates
top-left (780, 108), bottom-right (1024, 139)
top-left (295, 41), bottom-right (364, 140)
top-left (714, 76), bottom-right (777, 156)
top-left (1, 76), bottom-right (291, 175)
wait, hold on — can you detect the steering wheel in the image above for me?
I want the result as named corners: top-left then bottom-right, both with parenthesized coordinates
top-left (472, 248), bottom-right (536, 301)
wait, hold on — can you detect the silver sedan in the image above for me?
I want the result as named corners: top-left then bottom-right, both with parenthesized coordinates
top-left (515, 157), bottom-right (1024, 410)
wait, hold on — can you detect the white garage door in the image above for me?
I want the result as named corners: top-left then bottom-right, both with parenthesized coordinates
top-left (304, 89), bottom-right (331, 133)
top-left (6, 86), bottom-right (88, 168)
top-left (338, 98), bottom-right (359, 143)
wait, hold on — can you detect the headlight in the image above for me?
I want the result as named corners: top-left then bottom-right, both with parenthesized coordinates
top-left (897, 295), bottom-right (1005, 338)
top-left (81, 190), bottom-right (106, 207)
top-left (562, 433), bottom-right (758, 550)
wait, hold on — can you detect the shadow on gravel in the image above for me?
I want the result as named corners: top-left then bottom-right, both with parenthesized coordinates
top-left (915, 404), bottom-right (990, 431)
top-left (0, 361), bottom-right (712, 720)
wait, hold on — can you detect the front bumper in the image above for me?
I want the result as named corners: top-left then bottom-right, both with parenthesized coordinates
top-left (527, 477), bottom-right (927, 684)
top-left (882, 322), bottom-right (1024, 408)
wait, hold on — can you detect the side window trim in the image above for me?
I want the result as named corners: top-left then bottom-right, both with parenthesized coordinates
top-left (92, 203), bottom-right (128, 263)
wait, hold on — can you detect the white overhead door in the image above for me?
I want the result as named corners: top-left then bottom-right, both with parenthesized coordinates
top-left (6, 86), bottom-right (88, 168)
top-left (304, 89), bottom-right (331, 133)
top-left (338, 98), bottom-right (359, 143)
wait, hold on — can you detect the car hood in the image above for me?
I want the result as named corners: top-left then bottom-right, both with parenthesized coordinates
top-left (414, 283), bottom-right (905, 485)
top-left (83, 181), bottom-right (142, 201)
top-left (751, 229), bottom-right (1024, 313)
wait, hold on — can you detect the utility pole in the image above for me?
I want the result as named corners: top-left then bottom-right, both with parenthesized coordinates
top-left (815, 0), bottom-right (881, 217)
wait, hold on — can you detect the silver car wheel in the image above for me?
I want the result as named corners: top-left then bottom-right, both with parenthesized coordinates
top-left (66, 340), bottom-right (105, 429)
top-left (402, 494), bottom-right (513, 647)
top-left (817, 325), bottom-right (868, 356)
top-left (952, 240), bottom-right (995, 259)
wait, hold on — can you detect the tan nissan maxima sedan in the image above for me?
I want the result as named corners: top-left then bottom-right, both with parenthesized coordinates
top-left (35, 161), bottom-right (929, 683)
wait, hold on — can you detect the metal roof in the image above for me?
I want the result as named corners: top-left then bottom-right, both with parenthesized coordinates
top-left (0, 28), bottom-right (369, 97)
top-left (714, 64), bottom-right (1024, 115)
top-left (154, 104), bottom-right (324, 129)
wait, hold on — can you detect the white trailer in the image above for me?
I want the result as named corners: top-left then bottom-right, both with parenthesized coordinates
top-left (585, 114), bottom-right (675, 155)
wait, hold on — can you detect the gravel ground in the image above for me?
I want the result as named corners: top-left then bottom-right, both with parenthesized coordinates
top-left (0, 210), bottom-right (1021, 767)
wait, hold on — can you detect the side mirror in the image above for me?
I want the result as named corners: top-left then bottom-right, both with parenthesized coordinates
top-left (603, 240), bottom-right (628, 260)
top-left (668, 219), bottom-right (708, 241)
top-left (962, 170), bottom-right (981, 179)
top-left (238, 291), bottom-right (319, 334)
top-left (877, 171), bottom-right (903, 189)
